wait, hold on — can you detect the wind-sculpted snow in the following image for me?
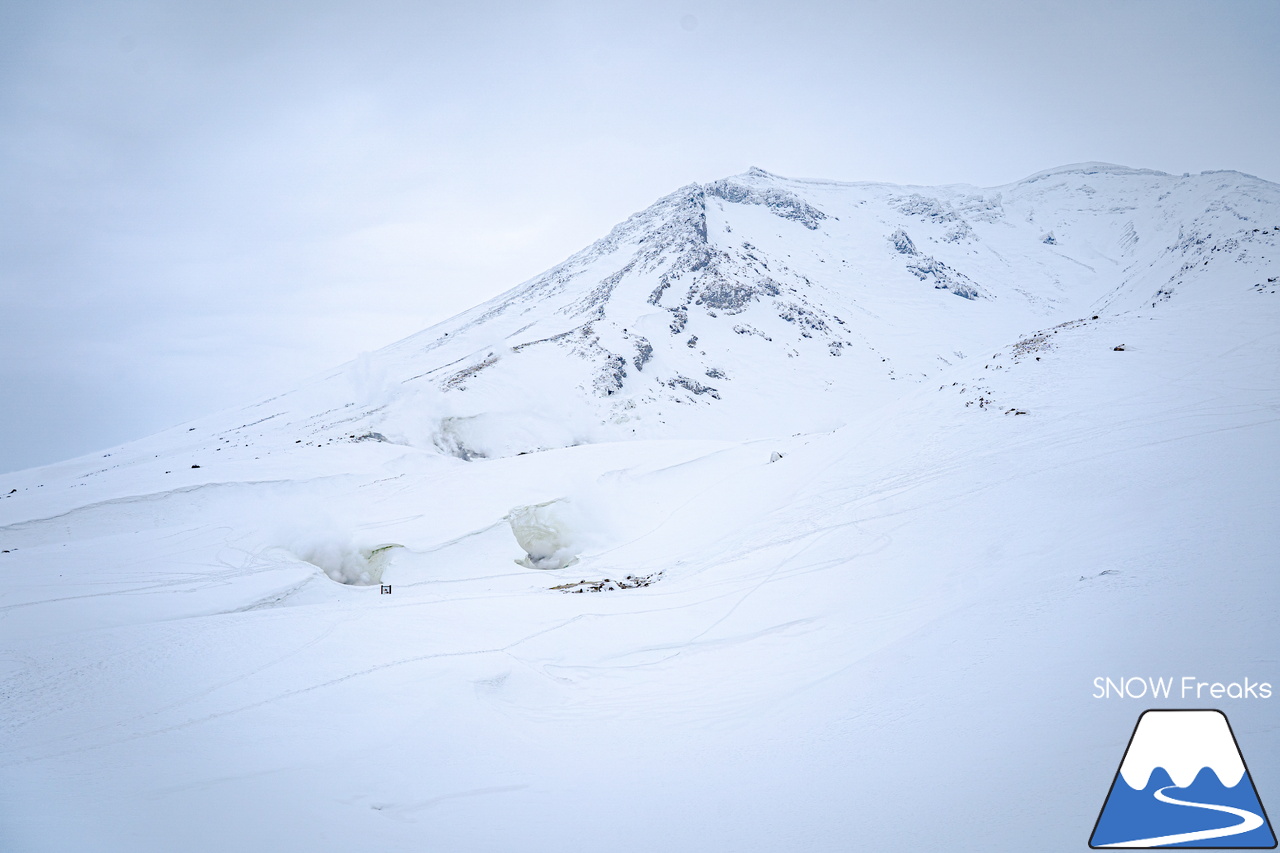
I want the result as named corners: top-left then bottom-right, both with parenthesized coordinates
top-left (889, 228), bottom-right (917, 255)
top-left (705, 173), bottom-right (828, 230)
top-left (904, 254), bottom-right (986, 299)
top-left (507, 499), bottom-right (583, 569)
top-left (892, 192), bottom-right (962, 224)
top-left (289, 535), bottom-right (399, 586)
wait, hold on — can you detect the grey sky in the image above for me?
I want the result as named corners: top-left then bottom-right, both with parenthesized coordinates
top-left (2, 0), bottom-right (1278, 473)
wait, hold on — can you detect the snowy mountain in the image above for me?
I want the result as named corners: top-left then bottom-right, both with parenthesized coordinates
top-left (1, 164), bottom-right (1278, 852)
top-left (12, 162), bottom-right (1276, 474)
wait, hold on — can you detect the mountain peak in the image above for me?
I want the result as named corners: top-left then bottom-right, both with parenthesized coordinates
top-left (273, 160), bottom-right (1280, 460)
top-left (31, 162), bottom-right (1276, 470)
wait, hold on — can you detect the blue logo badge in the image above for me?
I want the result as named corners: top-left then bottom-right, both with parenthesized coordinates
top-left (1091, 709), bottom-right (1276, 848)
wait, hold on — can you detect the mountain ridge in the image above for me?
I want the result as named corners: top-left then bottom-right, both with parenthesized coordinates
top-left (2, 162), bottom-right (1277, 487)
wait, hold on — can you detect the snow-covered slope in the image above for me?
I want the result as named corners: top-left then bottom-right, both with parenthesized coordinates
top-left (8, 161), bottom-right (1274, 484)
top-left (1, 164), bottom-right (1278, 852)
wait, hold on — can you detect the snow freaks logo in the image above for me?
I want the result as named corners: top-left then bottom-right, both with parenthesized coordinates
top-left (1090, 710), bottom-right (1276, 848)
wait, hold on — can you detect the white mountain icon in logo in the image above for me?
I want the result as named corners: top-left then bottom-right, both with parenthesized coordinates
top-left (1091, 709), bottom-right (1276, 848)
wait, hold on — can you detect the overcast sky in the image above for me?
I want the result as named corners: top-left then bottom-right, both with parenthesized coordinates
top-left (2, 0), bottom-right (1278, 473)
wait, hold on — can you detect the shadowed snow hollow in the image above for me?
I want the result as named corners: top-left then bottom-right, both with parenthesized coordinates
top-left (507, 499), bottom-right (583, 569)
top-left (286, 531), bottom-right (401, 585)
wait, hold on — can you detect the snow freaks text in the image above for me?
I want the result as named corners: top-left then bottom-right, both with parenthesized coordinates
top-left (1093, 677), bottom-right (1273, 700)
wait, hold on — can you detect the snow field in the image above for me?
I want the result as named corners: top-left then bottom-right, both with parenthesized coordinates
top-left (1, 163), bottom-right (1278, 851)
